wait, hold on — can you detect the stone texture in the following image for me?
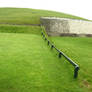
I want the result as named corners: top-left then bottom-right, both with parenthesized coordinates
top-left (40, 17), bottom-right (92, 37)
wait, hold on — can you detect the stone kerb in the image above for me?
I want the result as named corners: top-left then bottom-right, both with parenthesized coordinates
top-left (40, 17), bottom-right (92, 37)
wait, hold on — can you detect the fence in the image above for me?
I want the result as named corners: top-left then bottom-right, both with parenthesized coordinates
top-left (41, 32), bottom-right (80, 78)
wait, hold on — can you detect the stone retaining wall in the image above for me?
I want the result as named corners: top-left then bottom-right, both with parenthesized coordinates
top-left (40, 17), bottom-right (92, 37)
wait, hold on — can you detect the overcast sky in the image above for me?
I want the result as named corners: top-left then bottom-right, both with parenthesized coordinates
top-left (0, 0), bottom-right (92, 20)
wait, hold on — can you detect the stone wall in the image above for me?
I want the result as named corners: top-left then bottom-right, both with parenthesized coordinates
top-left (40, 17), bottom-right (92, 37)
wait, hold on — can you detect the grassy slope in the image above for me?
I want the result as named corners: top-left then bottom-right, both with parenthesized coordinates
top-left (0, 24), bottom-right (41, 34)
top-left (0, 26), bottom-right (85, 92)
top-left (0, 8), bottom-right (92, 92)
top-left (0, 25), bottom-right (91, 92)
top-left (0, 8), bottom-right (88, 24)
top-left (50, 37), bottom-right (92, 91)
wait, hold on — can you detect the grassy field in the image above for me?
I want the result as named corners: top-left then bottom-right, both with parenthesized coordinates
top-left (0, 8), bottom-right (89, 24)
top-left (0, 8), bottom-right (92, 92)
top-left (0, 24), bottom-right (41, 34)
top-left (0, 26), bottom-right (83, 92)
top-left (50, 37), bottom-right (92, 91)
top-left (0, 25), bottom-right (91, 92)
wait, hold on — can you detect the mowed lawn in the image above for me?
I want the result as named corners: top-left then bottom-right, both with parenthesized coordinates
top-left (0, 25), bottom-right (89, 92)
top-left (0, 8), bottom-right (92, 92)
top-left (50, 37), bottom-right (92, 91)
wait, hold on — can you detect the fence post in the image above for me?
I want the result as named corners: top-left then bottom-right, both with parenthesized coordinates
top-left (59, 52), bottom-right (62, 58)
top-left (74, 66), bottom-right (79, 78)
top-left (45, 37), bottom-right (47, 41)
top-left (51, 45), bottom-right (54, 49)
top-left (48, 41), bottom-right (50, 45)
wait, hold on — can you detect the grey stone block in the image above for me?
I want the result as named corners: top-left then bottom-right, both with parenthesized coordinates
top-left (40, 17), bottom-right (92, 37)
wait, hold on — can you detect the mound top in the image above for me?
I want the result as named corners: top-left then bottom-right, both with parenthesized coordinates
top-left (0, 8), bottom-right (89, 25)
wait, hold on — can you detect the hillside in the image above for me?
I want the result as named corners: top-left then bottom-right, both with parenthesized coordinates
top-left (0, 8), bottom-right (92, 92)
top-left (0, 8), bottom-right (88, 24)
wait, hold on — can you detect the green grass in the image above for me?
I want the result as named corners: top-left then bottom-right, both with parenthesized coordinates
top-left (0, 24), bottom-right (41, 34)
top-left (50, 37), bottom-right (92, 91)
top-left (0, 8), bottom-right (89, 24)
top-left (0, 25), bottom-right (91, 92)
top-left (0, 8), bottom-right (92, 92)
top-left (0, 32), bottom-right (83, 92)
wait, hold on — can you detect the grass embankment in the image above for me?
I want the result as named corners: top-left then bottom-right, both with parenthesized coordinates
top-left (50, 37), bottom-right (92, 91)
top-left (0, 8), bottom-right (92, 92)
top-left (0, 25), bottom-right (91, 92)
top-left (0, 8), bottom-right (88, 24)
top-left (0, 24), bottom-right (41, 34)
top-left (0, 25), bottom-right (85, 92)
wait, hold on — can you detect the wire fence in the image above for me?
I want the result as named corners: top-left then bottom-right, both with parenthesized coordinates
top-left (41, 32), bottom-right (80, 78)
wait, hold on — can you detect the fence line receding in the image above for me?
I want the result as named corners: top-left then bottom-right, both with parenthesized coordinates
top-left (41, 32), bottom-right (80, 78)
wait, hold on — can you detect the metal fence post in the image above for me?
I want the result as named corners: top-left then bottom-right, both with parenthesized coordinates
top-left (74, 66), bottom-right (79, 78)
top-left (59, 52), bottom-right (62, 58)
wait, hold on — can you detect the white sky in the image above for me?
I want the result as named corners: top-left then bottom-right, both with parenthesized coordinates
top-left (0, 0), bottom-right (92, 20)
